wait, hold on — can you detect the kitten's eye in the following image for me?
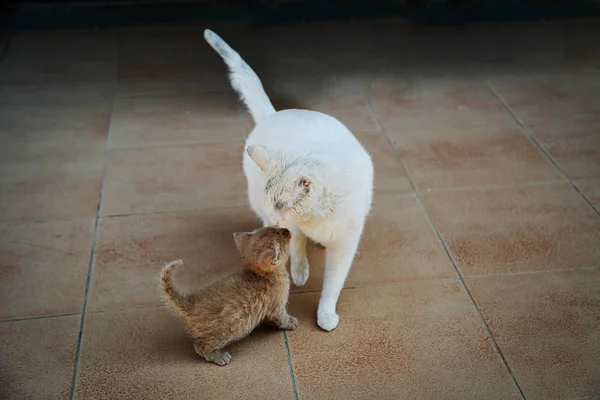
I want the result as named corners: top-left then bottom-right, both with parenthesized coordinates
top-left (274, 201), bottom-right (285, 210)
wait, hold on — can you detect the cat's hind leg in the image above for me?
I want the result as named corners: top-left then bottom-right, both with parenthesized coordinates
top-left (317, 229), bottom-right (362, 331)
top-left (289, 227), bottom-right (309, 287)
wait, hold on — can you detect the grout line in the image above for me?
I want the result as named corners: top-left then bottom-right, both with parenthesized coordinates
top-left (485, 81), bottom-right (600, 217)
top-left (0, 216), bottom-right (95, 228)
top-left (282, 332), bottom-right (300, 400)
top-left (0, 35), bottom-right (11, 63)
top-left (291, 277), bottom-right (459, 295)
top-left (107, 138), bottom-right (246, 150)
top-left (86, 304), bottom-right (165, 314)
top-left (416, 179), bottom-right (567, 195)
top-left (68, 72), bottom-right (118, 400)
top-left (0, 312), bottom-right (80, 324)
top-left (115, 87), bottom-right (232, 100)
top-left (465, 265), bottom-right (600, 280)
top-left (101, 203), bottom-right (249, 219)
top-left (366, 97), bottom-right (528, 400)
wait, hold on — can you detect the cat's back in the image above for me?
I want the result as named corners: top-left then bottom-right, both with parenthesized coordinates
top-left (246, 109), bottom-right (367, 155)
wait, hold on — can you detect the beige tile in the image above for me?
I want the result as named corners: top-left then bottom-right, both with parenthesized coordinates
top-left (422, 184), bottom-right (600, 276)
top-left (118, 34), bottom-right (230, 96)
top-left (304, 93), bottom-right (380, 133)
top-left (296, 195), bottom-right (457, 293)
top-left (489, 76), bottom-right (600, 121)
top-left (5, 31), bottom-right (118, 63)
top-left (466, 270), bottom-right (600, 400)
top-left (100, 141), bottom-right (246, 216)
top-left (0, 315), bottom-right (80, 399)
top-left (576, 178), bottom-right (600, 210)
top-left (370, 79), bottom-right (513, 131)
top-left (286, 282), bottom-right (521, 399)
top-left (0, 104), bottom-right (107, 223)
top-left (355, 132), bottom-right (412, 195)
top-left (0, 32), bottom-right (118, 105)
top-left (0, 219), bottom-right (93, 319)
top-left (389, 124), bottom-right (562, 192)
top-left (88, 208), bottom-right (259, 311)
top-left (75, 308), bottom-right (294, 399)
top-left (109, 92), bottom-right (244, 148)
top-left (525, 115), bottom-right (600, 180)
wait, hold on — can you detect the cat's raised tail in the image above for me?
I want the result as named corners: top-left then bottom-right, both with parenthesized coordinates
top-left (204, 29), bottom-right (276, 125)
top-left (160, 259), bottom-right (194, 316)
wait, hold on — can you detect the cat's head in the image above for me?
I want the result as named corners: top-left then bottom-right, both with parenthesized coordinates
top-left (247, 144), bottom-right (321, 228)
top-left (233, 227), bottom-right (292, 273)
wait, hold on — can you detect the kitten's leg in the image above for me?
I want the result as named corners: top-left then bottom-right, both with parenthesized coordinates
top-left (267, 311), bottom-right (298, 331)
top-left (289, 227), bottom-right (309, 286)
top-left (194, 342), bottom-right (231, 366)
top-left (317, 232), bottom-right (362, 332)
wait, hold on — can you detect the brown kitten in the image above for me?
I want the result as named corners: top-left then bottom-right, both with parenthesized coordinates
top-left (159, 227), bottom-right (298, 366)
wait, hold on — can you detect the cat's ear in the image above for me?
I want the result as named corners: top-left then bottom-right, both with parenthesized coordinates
top-left (233, 232), bottom-right (251, 253)
top-left (292, 176), bottom-right (311, 203)
top-left (247, 145), bottom-right (277, 172)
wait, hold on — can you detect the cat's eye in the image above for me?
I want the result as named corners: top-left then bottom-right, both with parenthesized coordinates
top-left (274, 201), bottom-right (285, 210)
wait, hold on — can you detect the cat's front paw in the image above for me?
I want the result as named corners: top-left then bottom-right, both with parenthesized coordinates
top-left (291, 258), bottom-right (309, 287)
top-left (317, 312), bottom-right (339, 332)
top-left (284, 315), bottom-right (298, 331)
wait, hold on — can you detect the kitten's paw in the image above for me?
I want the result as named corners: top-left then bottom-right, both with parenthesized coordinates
top-left (291, 258), bottom-right (309, 287)
top-left (209, 350), bottom-right (231, 366)
top-left (284, 316), bottom-right (298, 331)
top-left (317, 312), bottom-right (339, 332)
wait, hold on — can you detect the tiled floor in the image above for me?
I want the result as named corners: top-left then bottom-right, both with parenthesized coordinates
top-left (1, 17), bottom-right (599, 400)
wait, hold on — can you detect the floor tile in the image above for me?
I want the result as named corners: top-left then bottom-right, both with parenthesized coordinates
top-left (286, 282), bottom-right (521, 399)
top-left (118, 34), bottom-right (230, 97)
top-left (489, 76), bottom-right (600, 121)
top-left (75, 308), bottom-right (294, 399)
top-left (0, 315), bottom-right (80, 399)
top-left (370, 79), bottom-right (513, 131)
top-left (5, 31), bottom-right (118, 64)
top-left (389, 124), bottom-right (562, 192)
top-left (0, 103), bottom-right (107, 224)
top-left (0, 103), bottom-right (110, 165)
top-left (355, 132), bottom-right (412, 195)
top-left (466, 270), bottom-right (600, 400)
top-left (88, 208), bottom-right (259, 311)
top-left (576, 178), bottom-right (600, 210)
top-left (0, 219), bottom-right (94, 319)
top-left (422, 184), bottom-right (600, 276)
top-left (109, 92), bottom-right (243, 148)
top-left (296, 195), bottom-right (457, 293)
top-left (525, 115), bottom-right (600, 181)
top-left (298, 92), bottom-right (379, 133)
top-left (0, 104), bottom-right (107, 223)
top-left (100, 141), bottom-right (246, 216)
top-left (0, 32), bottom-right (118, 105)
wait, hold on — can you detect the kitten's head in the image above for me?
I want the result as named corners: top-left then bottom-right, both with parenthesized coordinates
top-left (247, 144), bottom-right (321, 228)
top-left (233, 227), bottom-right (292, 274)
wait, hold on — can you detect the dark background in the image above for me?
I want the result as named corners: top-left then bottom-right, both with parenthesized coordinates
top-left (1, 0), bottom-right (599, 30)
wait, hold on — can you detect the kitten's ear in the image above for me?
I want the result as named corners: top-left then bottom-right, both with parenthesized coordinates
top-left (233, 232), bottom-right (251, 253)
top-left (247, 145), bottom-right (276, 172)
top-left (292, 176), bottom-right (311, 203)
top-left (271, 243), bottom-right (281, 264)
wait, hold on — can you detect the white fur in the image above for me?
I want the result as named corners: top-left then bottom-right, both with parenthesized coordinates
top-left (205, 30), bottom-right (374, 331)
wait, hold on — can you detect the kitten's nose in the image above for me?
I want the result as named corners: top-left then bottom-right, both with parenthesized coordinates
top-left (273, 223), bottom-right (280, 228)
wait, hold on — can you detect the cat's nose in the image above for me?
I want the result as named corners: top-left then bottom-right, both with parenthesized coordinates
top-left (273, 223), bottom-right (280, 228)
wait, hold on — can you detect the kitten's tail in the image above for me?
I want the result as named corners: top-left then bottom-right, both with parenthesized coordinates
top-left (204, 29), bottom-right (276, 125)
top-left (160, 259), bottom-right (194, 316)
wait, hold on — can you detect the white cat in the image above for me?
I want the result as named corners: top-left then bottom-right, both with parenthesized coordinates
top-left (204, 29), bottom-right (374, 331)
